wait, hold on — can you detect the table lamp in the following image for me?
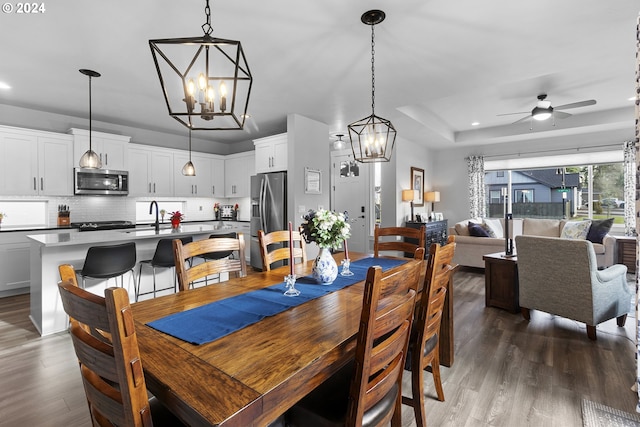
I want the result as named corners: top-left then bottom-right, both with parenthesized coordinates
top-left (424, 191), bottom-right (440, 219)
top-left (402, 189), bottom-right (417, 221)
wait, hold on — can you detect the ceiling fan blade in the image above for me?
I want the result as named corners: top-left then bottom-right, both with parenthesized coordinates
top-left (554, 99), bottom-right (596, 110)
top-left (497, 111), bottom-right (529, 117)
top-left (511, 115), bottom-right (532, 125)
top-left (554, 111), bottom-right (572, 119)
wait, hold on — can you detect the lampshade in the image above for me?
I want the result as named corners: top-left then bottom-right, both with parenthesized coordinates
top-left (532, 106), bottom-right (553, 121)
top-left (348, 10), bottom-right (396, 163)
top-left (78, 69), bottom-right (102, 169)
top-left (149, 0), bottom-right (252, 131)
top-left (402, 189), bottom-right (416, 202)
top-left (424, 191), bottom-right (440, 203)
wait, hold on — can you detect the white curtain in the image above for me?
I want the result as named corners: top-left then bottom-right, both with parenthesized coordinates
top-left (467, 155), bottom-right (486, 219)
top-left (624, 140), bottom-right (636, 236)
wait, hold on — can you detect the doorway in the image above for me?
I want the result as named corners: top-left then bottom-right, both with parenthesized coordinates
top-left (331, 151), bottom-right (369, 253)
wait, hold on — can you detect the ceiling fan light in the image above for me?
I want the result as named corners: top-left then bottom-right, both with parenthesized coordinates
top-left (532, 106), bottom-right (553, 121)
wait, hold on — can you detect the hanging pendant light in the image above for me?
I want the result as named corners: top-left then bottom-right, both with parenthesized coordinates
top-left (78, 69), bottom-right (102, 169)
top-left (149, 0), bottom-right (252, 131)
top-left (182, 129), bottom-right (196, 176)
top-left (348, 10), bottom-right (396, 163)
top-left (333, 134), bottom-right (346, 150)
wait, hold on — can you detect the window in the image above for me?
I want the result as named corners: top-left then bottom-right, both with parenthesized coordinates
top-left (496, 171), bottom-right (504, 177)
top-left (514, 189), bottom-right (534, 203)
top-left (489, 190), bottom-right (501, 204)
top-left (136, 201), bottom-right (184, 224)
top-left (0, 201), bottom-right (47, 227)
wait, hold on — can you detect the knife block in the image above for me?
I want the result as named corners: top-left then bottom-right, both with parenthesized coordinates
top-left (57, 213), bottom-right (70, 226)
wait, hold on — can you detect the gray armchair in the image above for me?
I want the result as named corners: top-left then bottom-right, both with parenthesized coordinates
top-left (515, 235), bottom-right (631, 340)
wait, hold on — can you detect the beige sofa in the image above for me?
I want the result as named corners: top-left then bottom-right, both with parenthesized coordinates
top-left (449, 218), bottom-right (616, 269)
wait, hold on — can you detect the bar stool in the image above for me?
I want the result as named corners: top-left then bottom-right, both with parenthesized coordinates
top-left (136, 237), bottom-right (193, 301)
top-left (76, 242), bottom-right (137, 291)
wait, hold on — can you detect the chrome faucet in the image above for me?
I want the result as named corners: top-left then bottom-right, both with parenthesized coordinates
top-left (149, 201), bottom-right (159, 232)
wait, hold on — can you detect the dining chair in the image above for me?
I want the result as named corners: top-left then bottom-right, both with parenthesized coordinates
top-left (403, 235), bottom-right (457, 427)
top-left (286, 258), bottom-right (423, 427)
top-left (174, 233), bottom-right (247, 292)
top-left (193, 232), bottom-right (238, 285)
top-left (136, 237), bottom-right (193, 301)
top-left (57, 281), bottom-right (184, 427)
top-left (258, 229), bottom-right (307, 272)
top-left (59, 263), bottom-right (79, 288)
top-left (373, 224), bottom-right (426, 257)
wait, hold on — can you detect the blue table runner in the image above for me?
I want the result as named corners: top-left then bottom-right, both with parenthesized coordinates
top-left (147, 257), bottom-right (406, 345)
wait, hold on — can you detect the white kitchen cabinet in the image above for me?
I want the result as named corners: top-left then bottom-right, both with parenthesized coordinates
top-left (128, 145), bottom-right (174, 196)
top-left (0, 126), bottom-right (73, 196)
top-left (68, 128), bottom-right (130, 171)
top-left (174, 152), bottom-right (207, 196)
top-left (210, 157), bottom-right (225, 197)
top-left (254, 133), bottom-right (287, 173)
top-left (0, 237), bottom-right (30, 296)
top-left (225, 151), bottom-right (254, 197)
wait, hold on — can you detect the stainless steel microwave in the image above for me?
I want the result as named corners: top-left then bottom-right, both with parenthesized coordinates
top-left (74, 168), bottom-right (129, 195)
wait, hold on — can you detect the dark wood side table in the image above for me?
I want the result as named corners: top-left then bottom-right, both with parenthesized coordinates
top-left (483, 252), bottom-right (520, 313)
top-left (617, 236), bottom-right (636, 274)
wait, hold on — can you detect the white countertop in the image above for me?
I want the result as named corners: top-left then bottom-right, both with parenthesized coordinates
top-left (27, 223), bottom-right (246, 247)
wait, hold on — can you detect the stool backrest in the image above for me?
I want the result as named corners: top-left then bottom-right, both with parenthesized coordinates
top-left (152, 237), bottom-right (193, 267)
top-left (58, 282), bottom-right (154, 427)
top-left (200, 232), bottom-right (238, 260)
top-left (82, 242), bottom-right (137, 278)
top-left (174, 233), bottom-right (247, 291)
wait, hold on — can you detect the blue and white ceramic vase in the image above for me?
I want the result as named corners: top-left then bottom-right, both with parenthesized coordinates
top-left (312, 247), bottom-right (338, 284)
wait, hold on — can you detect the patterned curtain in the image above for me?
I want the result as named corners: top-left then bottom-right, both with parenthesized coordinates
top-left (467, 155), bottom-right (486, 219)
top-left (634, 12), bottom-right (639, 414)
top-left (624, 140), bottom-right (636, 236)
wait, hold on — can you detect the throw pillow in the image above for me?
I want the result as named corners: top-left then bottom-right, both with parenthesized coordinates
top-left (468, 222), bottom-right (490, 237)
top-left (560, 220), bottom-right (591, 240)
top-left (586, 218), bottom-right (614, 244)
top-left (479, 222), bottom-right (497, 238)
top-left (483, 218), bottom-right (503, 238)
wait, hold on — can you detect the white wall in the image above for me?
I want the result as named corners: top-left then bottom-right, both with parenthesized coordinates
top-left (287, 114), bottom-right (330, 258)
top-left (394, 136), bottom-right (432, 225)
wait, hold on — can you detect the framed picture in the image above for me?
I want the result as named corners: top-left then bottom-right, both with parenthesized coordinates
top-left (411, 167), bottom-right (424, 206)
top-left (305, 167), bottom-right (322, 194)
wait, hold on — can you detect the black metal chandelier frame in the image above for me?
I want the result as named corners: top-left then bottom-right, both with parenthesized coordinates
top-left (348, 9), bottom-right (397, 163)
top-left (149, 0), bottom-right (253, 131)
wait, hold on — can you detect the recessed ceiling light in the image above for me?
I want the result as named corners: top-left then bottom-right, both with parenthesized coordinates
top-left (0, 82), bottom-right (11, 90)
top-left (471, 122), bottom-right (480, 126)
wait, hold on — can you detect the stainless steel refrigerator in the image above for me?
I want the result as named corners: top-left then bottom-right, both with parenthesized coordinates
top-left (250, 172), bottom-right (287, 270)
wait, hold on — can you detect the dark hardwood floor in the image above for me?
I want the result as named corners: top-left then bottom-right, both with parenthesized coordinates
top-left (0, 267), bottom-right (636, 426)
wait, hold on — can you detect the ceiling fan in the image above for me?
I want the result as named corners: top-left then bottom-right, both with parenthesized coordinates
top-left (498, 94), bottom-right (596, 124)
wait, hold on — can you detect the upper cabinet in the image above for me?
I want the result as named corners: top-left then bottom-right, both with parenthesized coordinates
top-left (254, 133), bottom-right (287, 173)
top-left (68, 128), bottom-right (130, 171)
top-left (128, 145), bottom-right (174, 196)
top-left (0, 126), bottom-right (73, 196)
top-left (174, 152), bottom-right (225, 197)
top-left (225, 151), bottom-right (255, 197)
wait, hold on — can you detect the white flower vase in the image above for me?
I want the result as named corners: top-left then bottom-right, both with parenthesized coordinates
top-left (312, 247), bottom-right (338, 284)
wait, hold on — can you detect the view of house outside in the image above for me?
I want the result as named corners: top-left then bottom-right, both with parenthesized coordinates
top-left (485, 163), bottom-right (625, 225)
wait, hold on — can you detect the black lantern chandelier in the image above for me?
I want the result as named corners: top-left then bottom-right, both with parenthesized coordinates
top-left (348, 10), bottom-right (396, 163)
top-left (149, 0), bottom-right (252, 131)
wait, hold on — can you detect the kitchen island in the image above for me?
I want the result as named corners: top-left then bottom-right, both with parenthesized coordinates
top-left (28, 223), bottom-right (245, 336)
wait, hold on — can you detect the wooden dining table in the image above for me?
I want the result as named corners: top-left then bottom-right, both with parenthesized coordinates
top-left (131, 252), bottom-right (455, 426)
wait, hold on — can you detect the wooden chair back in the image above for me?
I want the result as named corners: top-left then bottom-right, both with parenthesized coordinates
top-left (374, 224), bottom-right (426, 257)
top-left (403, 235), bottom-right (456, 426)
top-left (258, 229), bottom-right (307, 272)
top-left (58, 263), bottom-right (79, 287)
top-left (174, 233), bottom-right (247, 292)
top-left (57, 281), bottom-right (154, 427)
top-left (347, 259), bottom-right (422, 425)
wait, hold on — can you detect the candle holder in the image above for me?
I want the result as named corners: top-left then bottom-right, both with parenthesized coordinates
top-left (283, 274), bottom-right (300, 297)
top-left (340, 258), bottom-right (354, 276)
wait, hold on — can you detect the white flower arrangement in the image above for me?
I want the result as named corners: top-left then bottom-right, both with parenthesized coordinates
top-left (300, 209), bottom-right (351, 249)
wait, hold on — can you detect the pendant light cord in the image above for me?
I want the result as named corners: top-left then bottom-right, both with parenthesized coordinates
top-left (88, 75), bottom-right (92, 151)
top-left (370, 23), bottom-right (376, 116)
